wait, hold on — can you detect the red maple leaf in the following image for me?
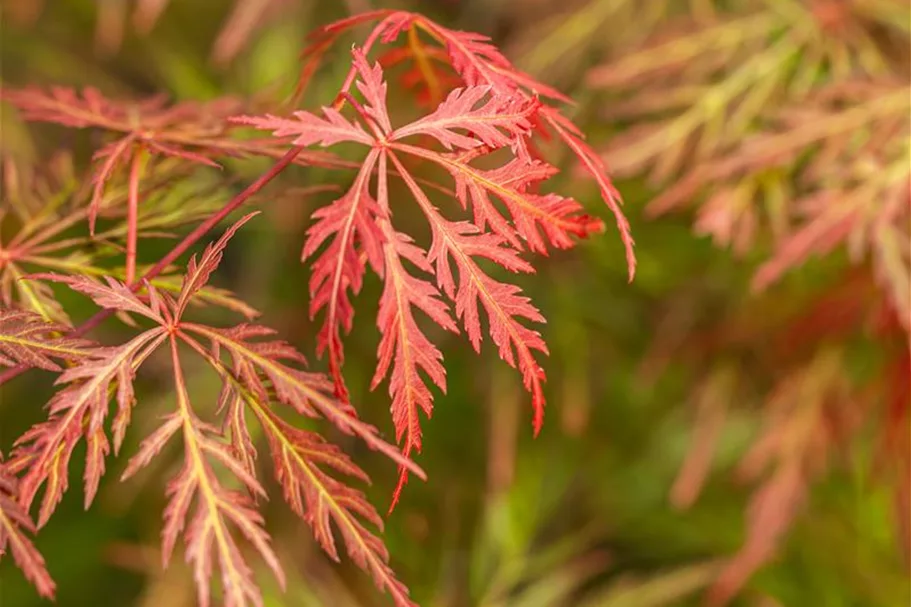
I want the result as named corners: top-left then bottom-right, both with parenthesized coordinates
top-left (0, 457), bottom-right (55, 599)
top-left (10, 215), bottom-right (418, 606)
top-left (294, 11), bottom-right (636, 280)
top-left (231, 41), bottom-right (622, 507)
top-left (1, 86), bottom-right (341, 285)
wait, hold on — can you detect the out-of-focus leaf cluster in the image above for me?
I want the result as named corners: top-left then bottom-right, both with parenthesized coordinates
top-left (0, 1), bottom-right (908, 607)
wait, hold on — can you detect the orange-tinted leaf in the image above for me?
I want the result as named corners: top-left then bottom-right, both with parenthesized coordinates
top-left (11, 328), bottom-right (167, 524)
top-left (0, 309), bottom-right (92, 371)
top-left (154, 337), bottom-right (282, 607)
top-left (0, 461), bottom-right (55, 599)
top-left (252, 403), bottom-right (415, 606)
top-left (303, 150), bottom-right (385, 397)
top-left (176, 212), bottom-right (259, 320)
top-left (372, 220), bottom-right (457, 509)
top-left (392, 86), bottom-right (538, 151)
top-left (391, 154), bottom-right (549, 433)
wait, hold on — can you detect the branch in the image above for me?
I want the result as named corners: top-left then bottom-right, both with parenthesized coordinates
top-left (0, 146), bottom-right (303, 387)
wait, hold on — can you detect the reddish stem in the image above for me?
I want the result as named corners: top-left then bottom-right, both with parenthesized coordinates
top-left (125, 150), bottom-right (143, 285)
top-left (0, 146), bottom-right (303, 387)
top-left (332, 14), bottom-right (399, 110)
top-left (340, 92), bottom-right (384, 138)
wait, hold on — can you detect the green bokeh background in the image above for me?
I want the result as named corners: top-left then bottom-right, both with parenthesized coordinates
top-left (0, 1), bottom-right (907, 606)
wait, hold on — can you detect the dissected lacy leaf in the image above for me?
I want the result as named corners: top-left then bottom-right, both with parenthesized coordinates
top-left (10, 317), bottom-right (167, 525)
top-left (178, 322), bottom-right (419, 607)
top-left (1, 87), bottom-right (238, 227)
top-left (0, 154), bottom-right (91, 324)
top-left (9, 215), bottom-right (417, 606)
top-left (303, 150), bottom-right (384, 399)
top-left (295, 10), bottom-right (636, 279)
top-left (121, 337), bottom-right (284, 607)
top-left (2, 85), bottom-right (344, 284)
top-left (232, 45), bottom-right (613, 506)
top-left (0, 154), bottom-right (258, 324)
top-left (401, 147), bottom-right (604, 254)
top-left (3, 10), bottom-right (640, 605)
top-left (183, 320), bottom-right (419, 472)
top-left (0, 458), bottom-right (55, 599)
top-left (371, 218), bottom-right (458, 507)
top-left (174, 218), bottom-right (418, 605)
top-left (175, 212), bottom-right (258, 318)
top-left (243, 384), bottom-right (415, 606)
top-left (390, 155), bottom-right (549, 428)
top-left (6, 272), bottom-right (172, 516)
top-left (0, 309), bottom-right (92, 371)
top-left (392, 85), bottom-right (539, 151)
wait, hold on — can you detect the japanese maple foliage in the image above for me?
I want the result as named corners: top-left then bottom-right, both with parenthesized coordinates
top-left (0, 8), bottom-right (634, 607)
top-left (584, 1), bottom-right (910, 604)
top-left (4, 216), bottom-right (421, 607)
top-left (232, 40), bottom-right (619, 505)
top-left (0, 455), bottom-right (54, 600)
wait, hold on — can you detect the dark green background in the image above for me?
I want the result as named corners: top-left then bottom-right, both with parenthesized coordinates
top-left (0, 1), bottom-right (907, 606)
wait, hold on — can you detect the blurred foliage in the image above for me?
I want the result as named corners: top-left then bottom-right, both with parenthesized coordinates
top-left (0, 1), bottom-right (908, 607)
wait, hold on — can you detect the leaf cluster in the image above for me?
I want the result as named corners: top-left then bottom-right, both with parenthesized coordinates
top-left (0, 7), bottom-right (635, 606)
top-left (573, 0), bottom-right (910, 601)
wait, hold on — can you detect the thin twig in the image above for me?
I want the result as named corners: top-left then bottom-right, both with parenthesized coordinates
top-left (0, 146), bottom-right (303, 387)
